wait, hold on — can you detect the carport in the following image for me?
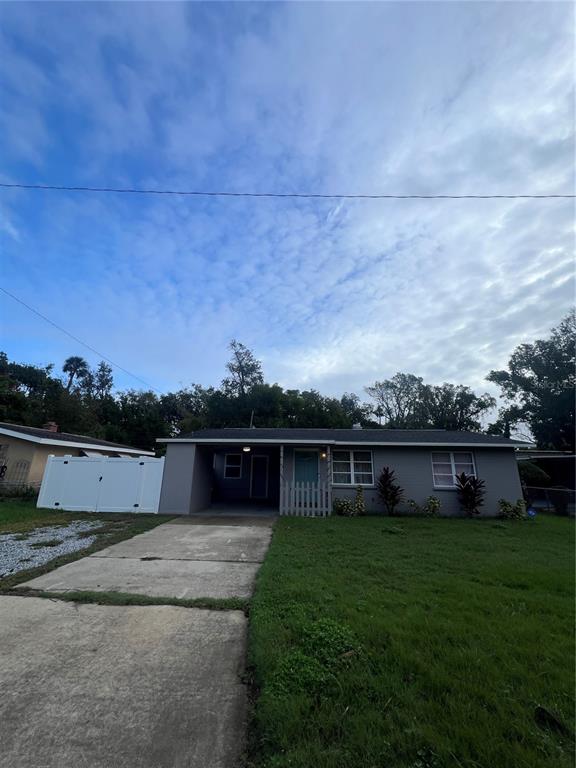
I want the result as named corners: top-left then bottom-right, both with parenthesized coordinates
top-left (157, 441), bottom-right (281, 515)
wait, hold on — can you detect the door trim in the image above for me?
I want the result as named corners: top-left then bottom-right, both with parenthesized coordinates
top-left (250, 455), bottom-right (269, 499)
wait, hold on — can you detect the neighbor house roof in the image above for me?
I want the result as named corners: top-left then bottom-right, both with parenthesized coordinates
top-left (0, 422), bottom-right (155, 456)
top-left (159, 427), bottom-right (528, 448)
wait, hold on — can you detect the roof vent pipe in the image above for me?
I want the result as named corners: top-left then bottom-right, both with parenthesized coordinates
top-left (352, 423), bottom-right (362, 430)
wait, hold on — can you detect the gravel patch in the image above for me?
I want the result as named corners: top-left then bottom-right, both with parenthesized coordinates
top-left (0, 521), bottom-right (105, 577)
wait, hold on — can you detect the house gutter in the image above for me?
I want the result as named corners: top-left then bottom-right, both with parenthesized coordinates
top-left (157, 438), bottom-right (527, 448)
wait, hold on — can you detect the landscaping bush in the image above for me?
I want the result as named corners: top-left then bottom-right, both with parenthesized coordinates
top-left (333, 498), bottom-right (356, 516)
top-left (376, 466), bottom-right (404, 515)
top-left (406, 495), bottom-right (442, 517)
top-left (455, 472), bottom-right (486, 516)
top-left (333, 487), bottom-right (365, 517)
top-left (353, 485), bottom-right (366, 516)
top-left (499, 498), bottom-right (527, 520)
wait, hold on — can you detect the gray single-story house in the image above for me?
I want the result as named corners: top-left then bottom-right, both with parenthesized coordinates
top-left (157, 427), bottom-right (526, 517)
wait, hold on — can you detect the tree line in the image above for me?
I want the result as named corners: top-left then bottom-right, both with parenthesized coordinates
top-left (0, 312), bottom-right (573, 452)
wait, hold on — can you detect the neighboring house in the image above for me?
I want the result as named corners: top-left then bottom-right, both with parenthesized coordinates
top-left (0, 421), bottom-right (155, 489)
top-left (157, 427), bottom-right (526, 517)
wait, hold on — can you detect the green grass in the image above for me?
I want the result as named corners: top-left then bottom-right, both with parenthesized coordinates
top-left (0, 499), bottom-right (167, 588)
top-left (247, 516), bottom-right (575, 768)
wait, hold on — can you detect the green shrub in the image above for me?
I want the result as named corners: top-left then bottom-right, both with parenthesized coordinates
top-left (499, 498), bottom-right (527, 520)
top-left (518, 461), bottom-right (551, 487)
top-left (353, 485), bottom-right (366, 515)
top-left (376, 466), bottom-right (404, 515)
top-left (333, 497), bottom-right (356, 516)
top-left (455, 472), bottom-right (485, 516)
top-left (406, 496), bottom-right (442, 517)
top-left (333, 487), bottom-right (366, 517)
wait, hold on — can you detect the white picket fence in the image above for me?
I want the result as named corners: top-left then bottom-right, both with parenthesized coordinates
top-left (279, 481), bottom-right (332, 517)
top-left (37, 455), bottom-right (165, 513)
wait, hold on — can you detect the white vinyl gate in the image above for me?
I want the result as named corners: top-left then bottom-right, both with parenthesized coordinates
top-left (37, 455), bottom-right (165, 513)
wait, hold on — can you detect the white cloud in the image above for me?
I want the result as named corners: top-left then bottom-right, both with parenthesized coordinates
top-left (0, 1), bottom-right (573, 398)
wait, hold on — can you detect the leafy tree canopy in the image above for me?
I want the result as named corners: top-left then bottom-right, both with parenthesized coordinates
top-left (365, 373), bottom-right (495, 431)
top-left (1, 314), bottom-right (571, 451)
top-left (487, 311), bottom-right (575, 450)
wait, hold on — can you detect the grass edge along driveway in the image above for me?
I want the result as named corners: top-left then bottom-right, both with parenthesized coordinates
top-left (246, 515), bottom-right (574, 768)
top-left (0, 499), bottom-right (167, 589)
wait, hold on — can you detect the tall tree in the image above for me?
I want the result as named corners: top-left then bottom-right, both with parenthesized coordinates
top-left (365, 374), bottom-right (426, 428)
top-left (62, 356), bottom-right (90, 391)
top-left (221, 340), bottom-right (264, 397)
top-left (94, 362), bottom-right (114, 399)
top-left (422, 383), bottom-right (495, 431)
top-left (365, 373), bottom-right (495, 430)
top-left (339, 392), bottom-right (373, 426)
top-left (487, 311), bottom-right (576, 450)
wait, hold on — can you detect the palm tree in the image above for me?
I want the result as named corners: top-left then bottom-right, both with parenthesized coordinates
top-left (62, 356), bottom-right (89, 391)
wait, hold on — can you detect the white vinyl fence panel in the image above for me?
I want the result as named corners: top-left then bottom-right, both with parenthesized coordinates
top-left (37, 455), bottom-right (165, 513)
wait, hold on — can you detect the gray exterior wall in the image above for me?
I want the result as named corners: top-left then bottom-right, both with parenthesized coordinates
top-left (158, 443), bottom-right (211, 515)
top-left (211, 447), bottom-right (280, 504)
top-left (159, 441), bottom-right (522, 517)
top-left (330, 445), bottom-right (522, 516)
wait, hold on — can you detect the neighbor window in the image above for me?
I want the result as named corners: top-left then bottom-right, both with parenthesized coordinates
top-left (332, 450), bottom-right (374, 485)
top-left (431, 452), bottom-right (476, 487)
top-left (224, 454), bottom-right (242, 479)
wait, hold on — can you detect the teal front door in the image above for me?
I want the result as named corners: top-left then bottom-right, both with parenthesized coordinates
top-left (294, 451), bottom-right (319, 483)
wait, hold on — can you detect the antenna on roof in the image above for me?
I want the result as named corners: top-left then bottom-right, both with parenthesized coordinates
top-left (249, 410), bottom-right (255, 428)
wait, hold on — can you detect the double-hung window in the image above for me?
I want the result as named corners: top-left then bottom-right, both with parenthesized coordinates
top-left (332, 450), bottom-right (374, 486)
top-left (224, 454), bottom-right (242, 479)
top-left (431, 451), bottom-right (476, 488)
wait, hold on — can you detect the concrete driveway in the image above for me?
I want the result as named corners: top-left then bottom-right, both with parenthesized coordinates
top-left (19, 516), bottom-right (273, 600)
top-left (1, 515), bottom-right (275, 768)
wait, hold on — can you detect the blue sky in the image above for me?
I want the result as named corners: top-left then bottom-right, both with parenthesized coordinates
top-left (1, 1), bottom-right (573, 400)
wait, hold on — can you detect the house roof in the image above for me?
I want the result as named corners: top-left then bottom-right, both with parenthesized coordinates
top-left (159, 427), bottom-right (528, 448)
top-left (0, 422), bottom-right (155, 456)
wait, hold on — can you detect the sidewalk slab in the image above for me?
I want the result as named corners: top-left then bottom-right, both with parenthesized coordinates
top-left (19, 556), bottom-right (259, 599)
top-left (0, 596), bottom-right (247, 768)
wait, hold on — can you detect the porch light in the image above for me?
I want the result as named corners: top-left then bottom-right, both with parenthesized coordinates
top-left (243, 446), bottom-right (251, 452)
top-left (320, 451), bottom-right (327, 459)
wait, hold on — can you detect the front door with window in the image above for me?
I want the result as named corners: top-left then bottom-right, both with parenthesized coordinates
top-left (294, 450), bottom-right (319, 483)
top-left (250, 455), bottom-right (269, 498)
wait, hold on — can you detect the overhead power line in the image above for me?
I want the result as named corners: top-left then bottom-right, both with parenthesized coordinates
top-left (0, 286), bottom-right (161, 393)
top-left (0, 181), bottom-right (573, 200)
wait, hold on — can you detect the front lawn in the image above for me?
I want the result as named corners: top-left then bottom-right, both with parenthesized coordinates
top-left (248, 516), bottom-right (574, 768)
top-left (0, 499), bottom-right (166, 588)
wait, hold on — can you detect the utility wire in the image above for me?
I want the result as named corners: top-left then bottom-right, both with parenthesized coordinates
top-left (0, 182), bottom-right (573, 200)
top-left (0, 286), bottom-right (161, 393)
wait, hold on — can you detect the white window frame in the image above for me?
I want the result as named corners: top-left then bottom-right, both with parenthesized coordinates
top-left (332, 449), bottom-right (374, 487)
top-left (224, 453), bottom-right (242, 480)
top-left (431, 451), bottom-right (476, 489)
